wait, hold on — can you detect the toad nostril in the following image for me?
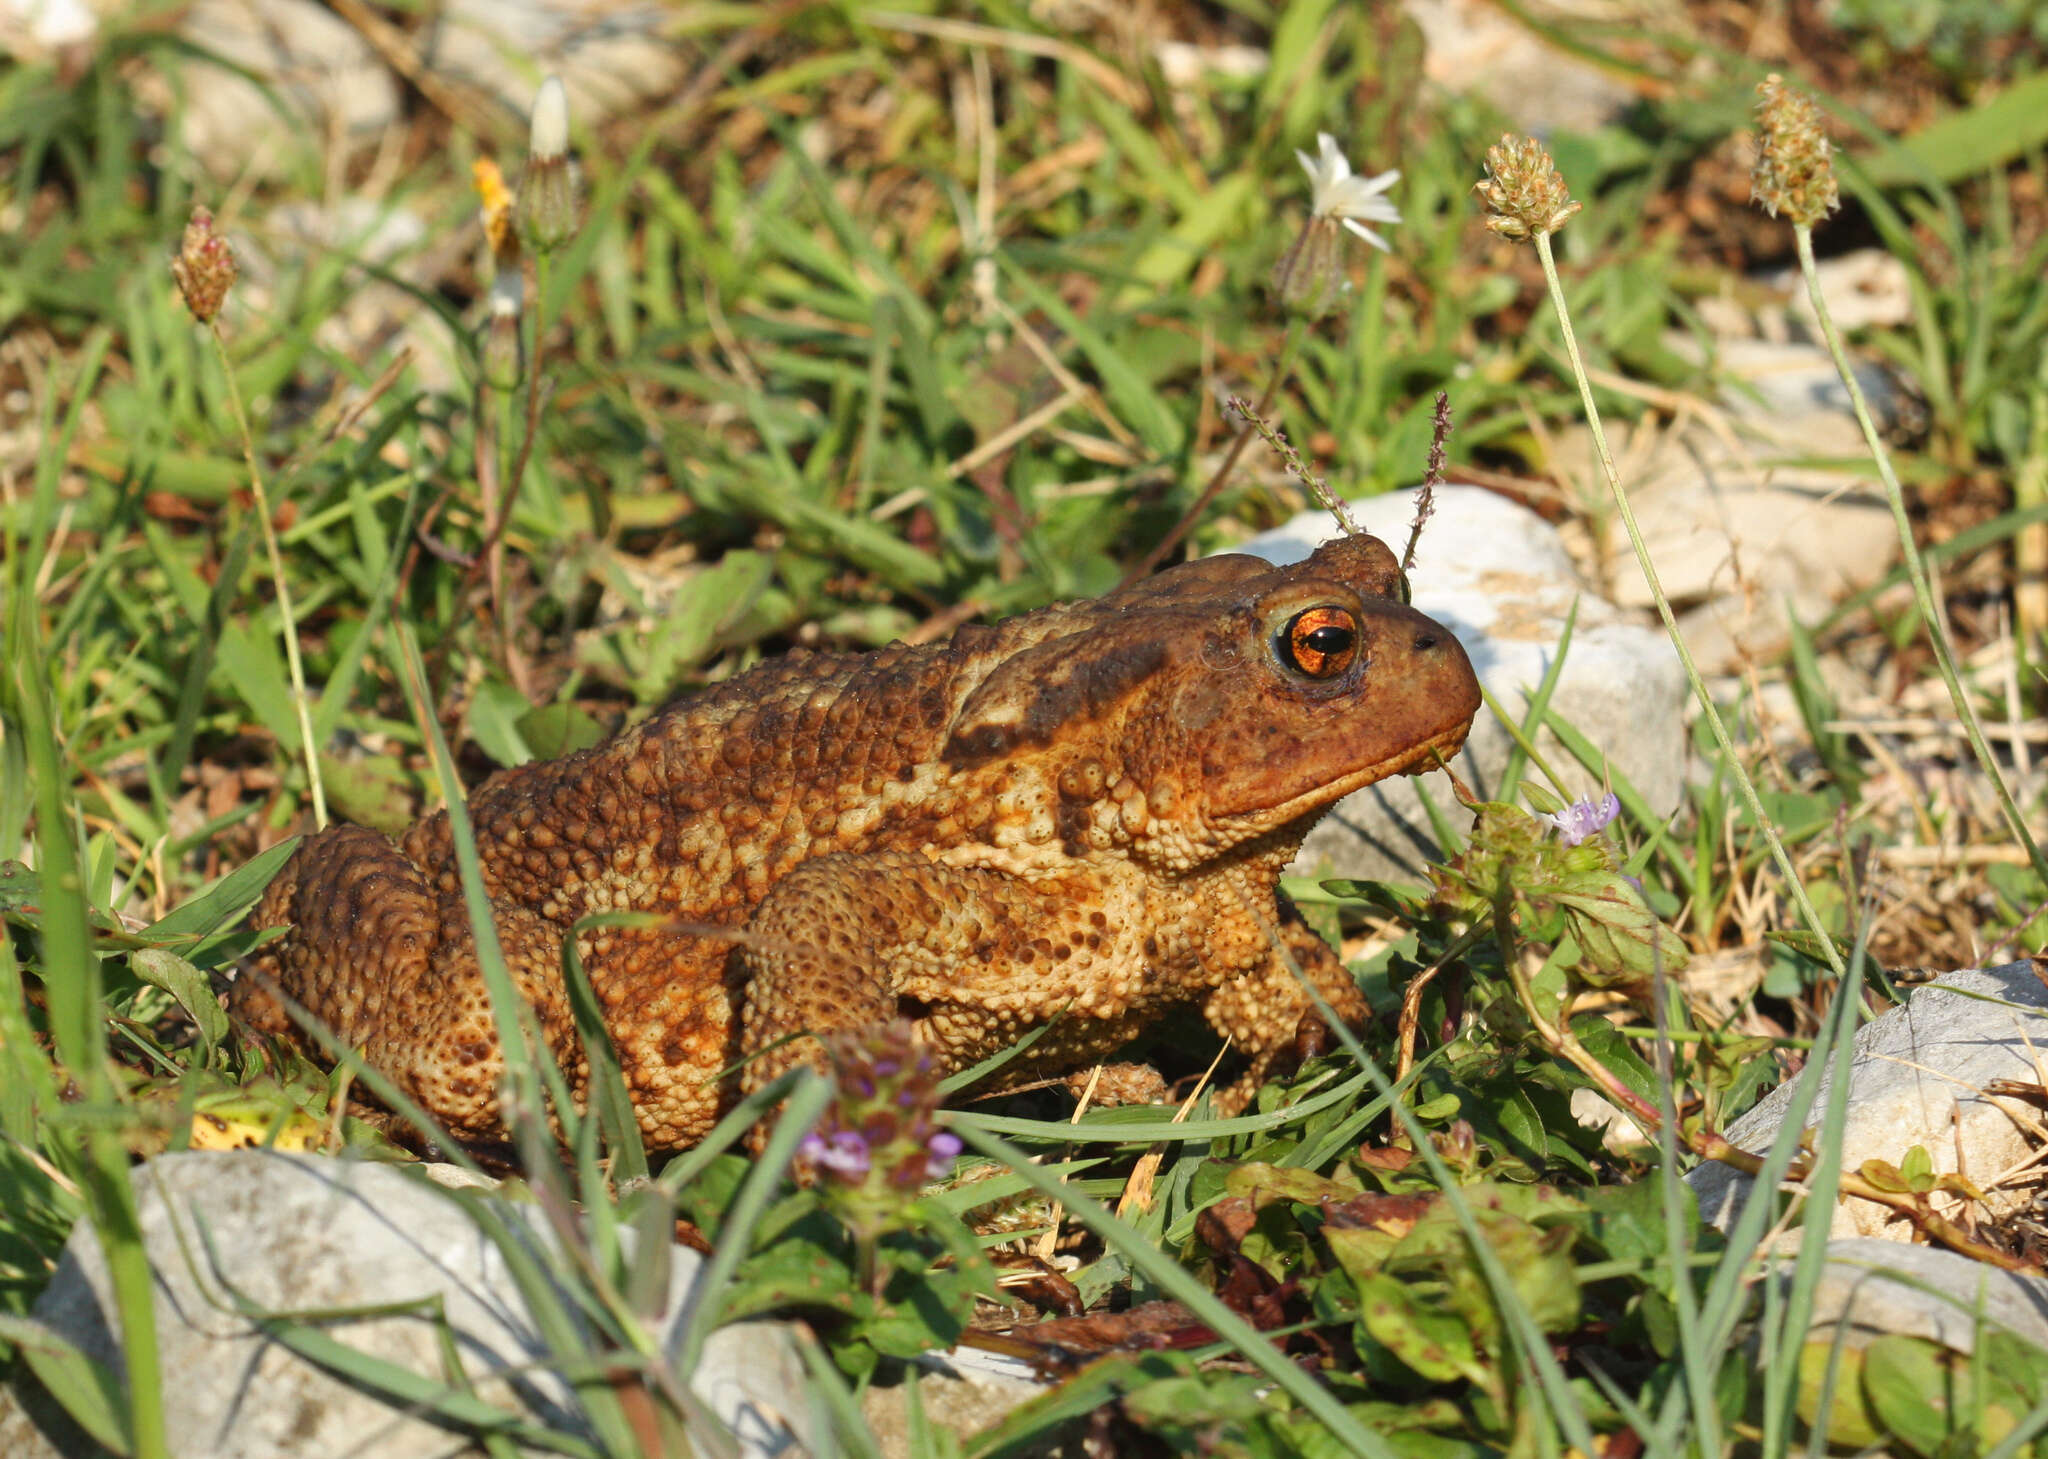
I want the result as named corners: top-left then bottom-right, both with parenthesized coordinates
top-left (1412, 632), bottom-right (1438, 652)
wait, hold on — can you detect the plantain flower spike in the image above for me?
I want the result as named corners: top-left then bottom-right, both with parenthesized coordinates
top-left (1750, 74), bottom-right (1840, 228)
top-left (1474, 134), bottom-right (1581, 243)
top-left (171, 206), bottom-right (238, 323)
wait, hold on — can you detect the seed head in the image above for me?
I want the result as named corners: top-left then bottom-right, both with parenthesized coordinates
top-left (171, 206), bottom-right (238, 323)
top-left (1751, 74), bottom-right (1839, 228)
top-left (1474, 134), bottom-right (1581, 243)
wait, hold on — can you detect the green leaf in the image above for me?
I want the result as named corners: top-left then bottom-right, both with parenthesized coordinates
top-left (1861, 1334), bottom-right (1964, 1458)
top-left (0, 1316), bottom-right (133, 1457)
top-left (317, 753), bottom-right (417, 835)
top-left (129, 948), bottom-right (228, 1049)
top-left (466, 679), bottom-right (537, 768)
top-left (1356, 1270), bottom-right (1486, 1386)
top-left (0, 860), bottom-right (42, 915)
top-left (518, 701), bottom-right (606, 761)
top-left (1859, 72), bottom-right (2048, 187)
top-left (141, 838), bottom-right (301, 946)
top-left (1226, 1161), bottom-right (1359, 1208)
top-left (212, 622), bottom-right (300, 750)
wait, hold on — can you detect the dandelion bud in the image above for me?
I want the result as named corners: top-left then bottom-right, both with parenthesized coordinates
top-left (1474, 135), bottom-right (1581, 243)
top-left (515, 76), bottom-right (580, 255)
top-left (478, 269), bottom-right (525, 392)
top-left (1751, 74), bottom-right (1839, 228)
top-left (171, 206), bottom-right (238, 323)
top-left (1272, 217), bottom-right (1345, 319)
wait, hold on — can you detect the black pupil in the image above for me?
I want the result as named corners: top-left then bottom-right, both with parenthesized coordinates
top-left (1303, 624), bottom-right (1353, 657)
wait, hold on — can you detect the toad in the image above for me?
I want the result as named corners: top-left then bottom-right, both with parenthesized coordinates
top-left (234, 531), bottom-right (1481, 1149)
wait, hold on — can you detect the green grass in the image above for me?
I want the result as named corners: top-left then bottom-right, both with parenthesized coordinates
top-left (4, 3), bottom-right (2048, 1455)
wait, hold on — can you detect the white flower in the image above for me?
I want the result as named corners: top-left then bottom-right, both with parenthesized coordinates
top-left (1296, 132), bottom-right (1402, 252)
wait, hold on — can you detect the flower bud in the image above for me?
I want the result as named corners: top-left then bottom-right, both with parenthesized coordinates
top-left (1751, 74), bottom-right (1840, 228)
top-left (477, 268), bottom-right (525, 392)
top-left (515, 76), bottom-right (580, 254)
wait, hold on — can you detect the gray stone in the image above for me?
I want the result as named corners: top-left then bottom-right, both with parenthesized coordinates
top-left (424, 0), bottom-right (686, 127)
top-left (1791, 1239), bottom-right (2048, 1357)
top-left (1689, 962), bottom-right (2048, 1244)
top-left (862, 1347), bottom-right (1060, 1459)
top-left (1761, 249), bottom-right (1917, 338)
top-left (162, 0), bottom-right (686, 178)
top-left (1232, 483), bottom-right (1687, 884)
top-left (165, 0), bottom-right (403, 176)
top-left (240, 199), bottom-right (465, 396)
top-left (0, 1150), bottom-right (810, 1459)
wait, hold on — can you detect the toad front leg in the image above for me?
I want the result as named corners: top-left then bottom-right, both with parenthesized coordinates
top-left (1201, 902), bottom-right (1373, 1113)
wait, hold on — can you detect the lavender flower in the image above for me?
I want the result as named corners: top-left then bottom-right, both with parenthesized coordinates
top-left (799, 1020), bottom-right (960, 1203)
top-left (1542, 793), bottom-right (1621, 847)
top-left (925, 1131), bottom-right (962, 1179)
top-left (800, 1129), bottom-right (873, 1179)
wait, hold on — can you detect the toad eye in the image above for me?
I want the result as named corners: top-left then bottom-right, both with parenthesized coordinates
top-left (1276, 606), bottom-right (1360, 680)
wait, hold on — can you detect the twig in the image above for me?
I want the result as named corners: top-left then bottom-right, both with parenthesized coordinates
top-left (1122, 318), bottom-right (1305, 585)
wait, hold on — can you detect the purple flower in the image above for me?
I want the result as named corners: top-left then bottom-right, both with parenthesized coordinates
top-left (800, 1129), bottom-right (873, 1179)
top-left (1542, 793), bottom-right (1621, 847)
top-left (924, 1131), bottom-right (962, 1180)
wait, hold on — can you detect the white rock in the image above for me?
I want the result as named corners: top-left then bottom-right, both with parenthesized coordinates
top-left (428, 0), bottom-right (684, 130)
top-left (1401, 0), bottom-right (1637, 134)
top-left (166, 0), bottom-right (402, 176)
top-left (1688, 962), bottom-right (2048, 1243)
top-left (8, 0), bottom-right (96, 49)
top-left (245, 199), bottom-right (464, 395)
top-left (862, 1346), bottom-right (1047, 1457)
top-left (1763, 248), bottom-right (1916, 336)
top-left (1232, 484), bottom-right (1687, 884)
top-left (0, 1150), bottom-right (810, 1459)
top-left (1578, 337), bottom-right (1902, 670)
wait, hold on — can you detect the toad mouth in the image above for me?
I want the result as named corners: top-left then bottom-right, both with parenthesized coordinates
top-left (1238, 718), bottom-right (1476, 833)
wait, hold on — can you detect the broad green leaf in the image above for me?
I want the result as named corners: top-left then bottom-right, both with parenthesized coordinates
top-left (1, 1316), bottom-right (133, 1457)
top-left (1356, 1270), bottom-right (1485, 1386)
top-left (1860, 72), bottom-right (2048, 187)
top-left (130, 947), bottom-right (227, 1048)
